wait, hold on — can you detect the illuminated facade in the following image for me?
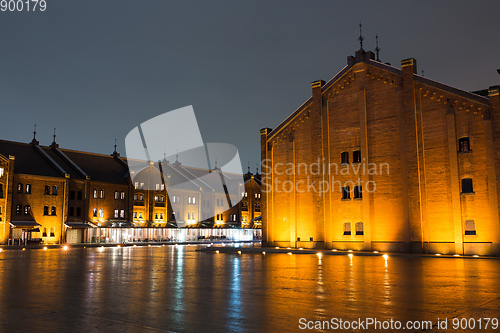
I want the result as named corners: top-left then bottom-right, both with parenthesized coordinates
top-left (0, 136), bottom-right (261, 244)
top-left (260, 49), bottom-right (500, 256)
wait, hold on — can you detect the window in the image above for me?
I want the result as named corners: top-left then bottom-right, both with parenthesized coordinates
top-left (139, 194), bottom-right (143, 201)
top-left (134, 182), bottom-right (139, 189)
top-left (69, 207), bottom-right (74, 216)
top-left (188, 212), bottom-right (191, 219)
top-left (465, 220), bottom-right (476, 235)
top-left (99, 189), bottom-right (104, 199)
top-left (93, 189), bottom-right (98, 199)
top-left (244, 192), bottom-right (248, 198)
top-left (159, 213), bottom-right (163, 220)
top-left (0, 167), bottom-right (3, 177)
top-left (51, 206), bottom-right (56, 216)
top-left (99, 209), bottom-right (104, 218)
top-left (114, 209), bottom-right (119, 218)
top-left (42, 227), bottom-right (47, 237)
top-left (26, 184), bottom-right (31, 194)
top-left (459, 137), bottom-right (470, 152)
top-left (159, 196), bottom-right (164, 202)
top-left (70, 191), bottom-right (75, 200)
top-left (17, 183), bottom-right (23, 193)
top-left (44, 206), bottom-right (49, 215)
top-left (77, 191), bottom-right (82, 200)
top-left (343, 222), bottom-right (351, 236)
top-left (155, 213), bottom-right (159, 219)
top-left (192, 213), bottom-right (195, 220)
top-left (342, 186), bottom-right (351, 199)
top-left (120, 210), bottom-right (125, 218)
top-left (121, 192), bottom-right (125, 200)
top-left (133, 212), bottom-right (137, 219)
top-left (171, 212), bottom-right (176, 220)
top-left (341, 152), bottom-right (349, 164)
top-left (154, 196), bottom-right (159, 202)
top-left (45, 186), bottom-right (50, 195)
top-left (462, 178), bottom-right (473, 193)
top-left (139, 212), bottom-right (143, 219)
top-left (0, 184), bottom-right (3, 198)
top-left (134, 194), bottom-right (138, 200)
top-left (160, 184), bottom-right (165, 191)
top-left (155, 184), bottom-right (160, 191)
top-left (115, 191), bottom-right (119, 199)
top-left (52, 186), bottom-right (57, 195)
top-left (50, 227), bottom-right (55, 237)
top-left (24, 205), bottom-right (31, 215)
top-left (354, 186), bottom-right (362, 199)
top-left (188, 197), bottom-right (192, 204)
top-left (93, 208), bottom-right (97, 217)
top-left (258, 193), bottom-right (261, 198)
top-left (356, 222), bottom-right (364, 235)
top-left (77, 207), bottom-right (81, 217)
top-left (16, 205), bottom-right (21, 215)
top-left (140, 182), bottom-right (144, 189)
top-left (353, 150), bottom-right (361, 163)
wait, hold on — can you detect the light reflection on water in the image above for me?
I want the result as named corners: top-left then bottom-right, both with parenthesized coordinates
top-left (0, 246), bottom-right (498, 332)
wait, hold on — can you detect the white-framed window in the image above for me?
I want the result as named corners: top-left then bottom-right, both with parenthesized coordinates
top-left (159, 213), bottom-right (163, 220)
top-left (192, 197), bottom-right (196, 204)
top-left (343, 222), bottom-right (351, 236)
top-left (188, 197), bottom-right (192, 204)
top-left (133, 212), bottom-right (137, 219)
top-left (154, 196), bottom-right (159, 202)
top-left (99, 209), bottom-right (104, 218)
top-left (115, 191), bottom-right (119, 199)
top-left (121, 191), bottom-right (126, 200)
top-left (134, 182), bottom-right (139, 189)
top-left (93, 189), bottom-right (98, 199)
top-left (139, 212), bottom-right (143, 219)
top-left (140, 182), bottom-right (144, 189)
top-left (156, 184), bottom-right (160, 191)
top-left (100, 189), bottom-right (104, 199)
top-left (155, 213), bottom-right (159, 219)
top-left (120, 210), bottom-right (125, 218)
top-left (114, 209), bottom-right (119, 218)
top-left (0, 167), bottom-right (4, 177)
top-left (161, 184), bottom-right (165, 191)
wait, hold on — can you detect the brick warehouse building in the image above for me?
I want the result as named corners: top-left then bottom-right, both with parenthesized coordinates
top-left (0, 135), bottom-right (261, 245)
top-left (260, 48), bottom-right (500, 256)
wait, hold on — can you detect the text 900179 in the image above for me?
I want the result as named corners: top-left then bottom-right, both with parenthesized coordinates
top-left (1, 0), bottom-right (46, 11)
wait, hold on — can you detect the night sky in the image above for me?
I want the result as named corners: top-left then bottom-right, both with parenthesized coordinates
top-left (1, 1), bottom-right (499, 170)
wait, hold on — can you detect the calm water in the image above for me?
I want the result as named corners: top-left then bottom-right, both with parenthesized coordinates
top-left (0, 245), bottom-right (499, 332)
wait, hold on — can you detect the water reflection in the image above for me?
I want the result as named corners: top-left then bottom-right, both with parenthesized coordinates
top-left (0, 248), bottom-right (498, 332)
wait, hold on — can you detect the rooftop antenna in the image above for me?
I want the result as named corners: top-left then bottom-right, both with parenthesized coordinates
top-left (358, 22), bottom-right (364, 51)
top-left (375, 34), bottom-right (381, 61)
top-left (214, 156), bottom-right (218, 169)
top-left (163, 147), bottom-right (166, 160)
top-left (33, 124), bottom-right (37, 140)
top-left (52, 128), bottom-right (56, 144)
top-left (422, 69), bottom-right (424, 77)
top-left (30, 124), bottom-right (39, 145)
top-left (256, 163), bottom-right (259, 174)
top-left (248, 162), bottom-right (250, 173)
top-left (114, 139), bottom-right (117, 153)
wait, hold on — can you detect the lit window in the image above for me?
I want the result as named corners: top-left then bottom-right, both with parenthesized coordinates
top-left (160, 213), bottom-right (163, 220)
top-left (93, 189), bottom-right (98, 199)
top-left (343, 222), bottom-right (351, 236)
top-left (459, 137), bottom-right (470, 152)
top-left (134, 182), bottom-right (138, 189)
top-left (120, 210), bottom-right (125, 218)
top-left (160, 196), bottom-right (164, 202)
top-left (134, 194), bottom-right (138, 200)
top-left (51, 206), bottom-right (56, 216)
top-left (156, 184), bottom-right (160, 191)
top-left (140, 183), bottom-right (144, 189)
top-left (354, 186), bottom-right (362, 199)
top-left (461, 178), bottom-right (473, 193)
top-left (17, 183), bottom-right (23, 193)
top-left (355, 222), bottom-right (364, 235)
top-left (155, 213), bottom-right (159, 219)
top-left (188, 212), bottom-right (191, 219)
top-left (465, 220), bottom-right (476, 235)
top-left (0, 167), bottom-right (3, 177)
top-left (139, 194), bottom-right (143, 201)
top-left (16, 205), bottom-right (21, 215)
top-left (160, 184), bottom-right (165, 191)
top-left (99, 189), bottom-right (104, 199)
top-left (115, 191), bottom-right (119, 199)
top-left (121, 191), bottom-right (125, 200)
top-left (114, 209), bottom-right (119, 218)
top-left (192, 213), bottom-right (195, 220)
top-left (99, 209), bottom-right (104, 218)
top-left (139, 212), bottom-right (143, 219)
top-left (258, 194), bottom-right (261, 198)
top-left (188, 197), bottom-right (192, 204)
top-left (255, 193), bottom-right (258, 198)
top-left (245, 192), bottom-right (247, 197)
top-left (26, 184), bottom-right (31, 194)
top-left (155, 196), bottom-right (159, 202)
top-left (93, 208), bottom-right (97, 217)
top-left (133, 212), bottom-right (137, 219)
top-left (341, 152), bottom-right (349, 164)
top-left (192, 197), bottom-right (196, 204)
top-left (24, 205), bottom-right (31, 215)
top-left (53, 186), bottom-right (57, 195)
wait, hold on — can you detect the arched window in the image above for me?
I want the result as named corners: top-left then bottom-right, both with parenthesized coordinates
top-left (458, 137), bottom-right (470, 152)
top-left (353, 150), bottom-right (361, 163)
top-left (354, 186), bottom-right (362, 199)
top-left (341, 152), bottom-right (349, 164)
top-left (343, 222), bottom-right (351, 235)
top-left (342, 186), bottom-right (350, 199)
top-left (355, 222), bottom-right (364, 235)
top-left (461, 178), bottom-right (473, 193)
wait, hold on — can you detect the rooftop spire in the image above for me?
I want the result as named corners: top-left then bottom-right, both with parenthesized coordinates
top-left (30, 124), bottom-right (39, 145)
top-left (358, 22), bottom-right (364, 51)
top-left (248, 162), bottom-right (250, 174)
top-left (50, 127), bottom-right (59, 148)
top-left (375, 34), bottom-right (381, 61)
top-left (114, 139), bottom-right (117, 153)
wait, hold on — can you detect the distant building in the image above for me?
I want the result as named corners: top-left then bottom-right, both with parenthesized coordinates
top-left (0, 135), bottom-right (261, 245)
top-left (260, 48), bottom-right (500, 256)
